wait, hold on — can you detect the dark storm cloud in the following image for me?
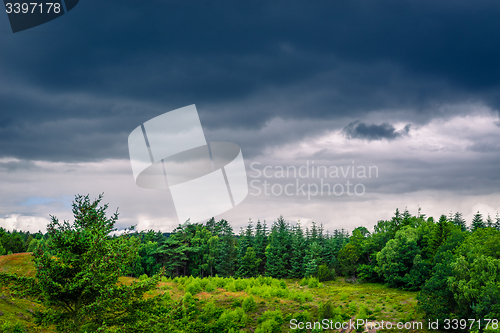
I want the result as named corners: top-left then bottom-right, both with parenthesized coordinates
top-left (343, 121), bottom-right (411, 140)
top-left (1, 0), bottom-right (500, 161)
top-left (0, 159), bottom-right (38, 171)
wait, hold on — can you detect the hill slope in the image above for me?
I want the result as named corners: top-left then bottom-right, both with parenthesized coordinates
top-left (0, 253), bottom-right (434, 333)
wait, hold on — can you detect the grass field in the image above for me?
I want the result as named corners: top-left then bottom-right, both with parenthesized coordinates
top-left (0, 253), bottom-right (438, 332)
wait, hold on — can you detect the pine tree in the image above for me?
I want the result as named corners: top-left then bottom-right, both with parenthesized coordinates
top-left (486, 214), bottom-right (493, 228)
top-left (495, 212), bottom-right (500, 231)
top-left (254, 220), bottom-right (268, 275)
top-left (265, 216), bottom-right (290, 278)
top-left (470, 211), bottom-right (485, 232)
top-left (428, 215), bottom-right (452, 257)
top-left (303, 241), bottom-right (322, 277)
top-left (236, 219), bottom-right (254, 277)
top-left (452, 212), bottom-right (467, 232)
top-left (304, 258), bottom-right (318, 277)
top-left (239, 247), bottom-right (261, 277)
top-left (289, 223), bottom-right (306, 278)
top-left (215, 219), bottom-right (235, 277)
top-left (2, 194), bottom-right (163, 332)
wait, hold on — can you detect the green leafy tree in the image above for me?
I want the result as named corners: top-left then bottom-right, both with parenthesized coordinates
top-left (417, 251), bottom-right (459, 326)
top-left (337, 243), bottom-right (360, 277)
top-left (376, 226), bottom-right (421, 288)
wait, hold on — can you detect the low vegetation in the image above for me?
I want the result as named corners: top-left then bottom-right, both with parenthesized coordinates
top-left (1, 194), bottom-right (499, 332)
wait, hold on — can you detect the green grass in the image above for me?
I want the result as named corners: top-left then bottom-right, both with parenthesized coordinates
top-left (0, 253), bottom-right (436, 332)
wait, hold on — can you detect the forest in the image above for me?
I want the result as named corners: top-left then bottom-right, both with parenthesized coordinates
top-left (1, 195), bottom-right (500, 332)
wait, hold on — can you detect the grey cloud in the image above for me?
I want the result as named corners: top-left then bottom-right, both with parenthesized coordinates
top-left (343, 121), bottom-right (411, 141)
top-left (0, 160), bottom-right (38, 172)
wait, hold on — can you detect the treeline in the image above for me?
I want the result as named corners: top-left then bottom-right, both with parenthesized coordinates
top-left (3, 207), bottom-right (500, 329)
top-left (0, 228), bottom-right (45, 255)
top-left (124, 217), bottom-right (350, 280)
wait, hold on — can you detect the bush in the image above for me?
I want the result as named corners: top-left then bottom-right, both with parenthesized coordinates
top-left (226, 281), bottom-right (237, 292)
top-left (317, 265), bottom-right (333, 282)
top-left (318, 300), bottom-right (335, 319)
top-left (204, 282), bottom-right (215, 292)
top-left (235, 279), bottom-right (248, 291)
top-left (201, 301), bottom-right (220, 320)
top-left (213, 277), bottom-right (226, 288)
top-left (347, 302), bottom-right (358, 316)
top-left (307, 277), bottom-right (320, 288)
top-left (299, 277), bottom-right (308, 286)
top-left (186, 280), bottom-right (202, 294)
top-left (357, 264), bottom-right (380, 282)
top-left (215, 308), bottom-right (248, 331)
top-left (258, 309), bottom-right (284, 326)
top-left (255, 318), bottom-right (281, 333)
top-left (242, 296), bottom-right (257, 312)
top-left (139, 273), bottom-right (148, 281)
top-left (292, 311), bottom-right (311, 333)
top-left (183, 291), bottom-right (193, 304)
top-left (0, 322), bottom-right (26, 333)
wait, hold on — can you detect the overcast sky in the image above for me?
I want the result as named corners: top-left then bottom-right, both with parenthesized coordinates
top-left (2, 0), bottom-right (500, 233)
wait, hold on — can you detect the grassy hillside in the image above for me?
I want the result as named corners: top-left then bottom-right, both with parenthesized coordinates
top-left (0, 253), bottom-right (435, 333)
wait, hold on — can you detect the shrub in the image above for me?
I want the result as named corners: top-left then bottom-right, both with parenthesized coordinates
top-left (318, 300), bottom-right (335, 319)
top-left (213, 277), bottom-right (226, 288)
top-left (292, 310), bottom-right (311, 333)
top-left (357, 264), bottom-right (381, 282)
top-left (215, 308), bottom-right (248, 331)
top-left (235, 279), bottom-right (248, 291)
top-left (0, 322), bottom-right (27, 333)
top-left (255, 318), bottom-right (281, 333)
top-left (183, 291), bottom-right (193, 304)
top-left (299, 277), bottom-right (308, 286)
top-left (317, 265), bottom-right (333, 282)
top-left (242, 296), bottom-right (257, 312)
top-left (307, 277), bottom-right (320, 288)
top-left (204, 282), bottom-right (215, 292)
top-left (139, 273), bottom-right (148, 281)
top-left (226, 281), bottom-right (237, 292)
top-left (201, 301), bottom-right (219, 320)
top-left (347, 302), bottom-right (358, 316)
top-left (258, 309), bottom-right (284, 326)
top-left (186, 280), bottom-right (202, 294)
top-left (199, 278), bottom-right (209, 289)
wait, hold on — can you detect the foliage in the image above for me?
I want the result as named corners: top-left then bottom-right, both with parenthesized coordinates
top-left (1, 194), bottom-right (164, 333)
